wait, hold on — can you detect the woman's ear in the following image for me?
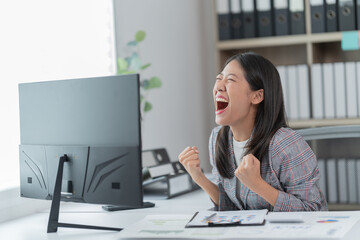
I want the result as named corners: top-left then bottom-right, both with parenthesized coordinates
top-left (251, 89), bottom-right (264, 105)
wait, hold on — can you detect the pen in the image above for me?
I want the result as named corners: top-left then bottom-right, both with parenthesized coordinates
top-left (205, 213), bottom-right (217, 223)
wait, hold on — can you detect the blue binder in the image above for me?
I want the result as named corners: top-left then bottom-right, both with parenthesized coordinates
top-left (230, 0), bottom-right (243, 39)
top-left (242, 0), bottom-right (256, 38)
top-left (325, 0), bottom-right (338, 32)
top-left (310, 0), bottom-right (326, 33)
top-left (356, 0), bottom-right (360, 29)
top-left (339, 0), bottom-right (356, 31)
top-left (274, 0), bottom-right (290, 36)
top-left (217, 0), bottom-right (232, 40)
top-left (256, 0), bottom-right (273, 37)
top-left (289, 0), bottom-right (305, 35)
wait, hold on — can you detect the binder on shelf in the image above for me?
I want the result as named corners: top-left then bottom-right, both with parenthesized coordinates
top-left (325, 0), bottom-right (338, 32)
top-left (277, 66), bottom-right (290, 117)
top-left (310, 0), bottom-right (326, 33)
top-left (274, 0), bottom-right (290, 36)
top-left (345, 62), bottom-right (358, 118)
top-left (256, 0), bottom-right (273, 37)
top-left (326, 158), bottom-right (338, 203)
top-left (334, 62), bottom-right (347, 118)
top-left (287, 65), bottom-right (299, 120)
top-left (217, 0), bottom-right (232, 40)
top-left (311, 64), bottom-right (324, 119)
top-left (289, 0), bottom-right (305, 35)
top-left (297, 65), bottom-right (310, 120)
top-left (338, 0), bottom-right (356, 31)
top-left (242, 0), bottom-right (256, 38)
top-left (357, 0), bottom-right (360, 29)
top-left (347, 159), bottom-right (357, 203)
top-left (322, 63), bottom-right (335, 119)
top-left (356, 159), bottom-right (360, 202)
top-left (357, 62), bottom-right (360, 117)
top-left (230, 0), bottom-right (243, 39)
top-left (317, 159), bottom-right (327, 201)
top-left (143, 172), bottom-right (199, 199)
top-left (337, 158), bottom-right (348, 203)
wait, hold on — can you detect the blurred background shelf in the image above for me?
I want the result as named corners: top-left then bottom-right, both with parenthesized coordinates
top-left (217, 31), bottom-right (343, 50)
top-left (289, 119), bottom-right (360, 129)
top-left (213, 0), bottom-right (360, 129)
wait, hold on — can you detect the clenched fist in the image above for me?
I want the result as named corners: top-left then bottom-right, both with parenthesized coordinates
top-left (235, 154), bottom-right (263, 191)
top-left (178, 146), bottom-right (204, 183)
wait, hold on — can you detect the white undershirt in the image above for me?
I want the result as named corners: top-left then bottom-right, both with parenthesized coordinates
top-left (233, 137), bottom-right (248, 167)
top-left (233, 137), bottom-right (249, 201)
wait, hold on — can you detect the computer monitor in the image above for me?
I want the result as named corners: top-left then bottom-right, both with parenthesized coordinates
top-left (18, 74), bottom-right (153, 232)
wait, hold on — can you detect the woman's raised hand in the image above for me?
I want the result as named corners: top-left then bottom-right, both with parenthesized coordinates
top-left (178, 146), bottom-right (204, 183)
top-left (235, 154), bottom-right (263, 191)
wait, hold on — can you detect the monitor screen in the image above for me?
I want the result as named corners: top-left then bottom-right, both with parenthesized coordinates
top-left (18, 74), bottom-right (143, 207)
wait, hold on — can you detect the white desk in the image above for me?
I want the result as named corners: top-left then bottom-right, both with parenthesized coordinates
top-left (0, 189), bottom-right (211, 240)
top-left (0, 189), bottom-right (360, 240)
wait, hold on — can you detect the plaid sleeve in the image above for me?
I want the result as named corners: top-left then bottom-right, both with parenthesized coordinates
top-left (270, 128), bottom-right (328, 212)
top-left (208, 126), bottom-right (239, 211)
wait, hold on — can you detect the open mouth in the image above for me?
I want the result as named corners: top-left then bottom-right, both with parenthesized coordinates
top-left (216, 97), bottom-right (229, 112)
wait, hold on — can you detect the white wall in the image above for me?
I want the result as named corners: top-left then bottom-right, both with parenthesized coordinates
top-left (0, 0), bottom-right (116, 222)
top-left (113, 0), bottom-right (217, 171)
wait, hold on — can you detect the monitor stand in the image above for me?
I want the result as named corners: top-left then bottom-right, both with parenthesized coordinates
top-left (47, 155), bottom-right (122, 233)
top-left (102, 201), bottom-right (155, 211)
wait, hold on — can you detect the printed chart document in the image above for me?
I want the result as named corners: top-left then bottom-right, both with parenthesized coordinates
top-left (117, 211), bottom-right (360, 239)
top-left (186, 209), bottom-right (267, 227)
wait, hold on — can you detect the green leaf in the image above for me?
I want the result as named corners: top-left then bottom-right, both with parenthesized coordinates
top-left (140, 94), bottom-right (144, 103)
top-left (135, 30), bottom-right (146, 42)
top-left (142, 79), bottom-right (149, 89)
top-left (141, 63), bottom-right (151, 70)
top-left (117, 69), bottom-right (127, 74)
top-left (123, 70), bottom-right (137, 74)
top-left (125, 57), bottom-right (132, 67)
top-left (129, 52), bottom-right (141, 71)
top-left (146, 77), bottom-right (162, 89)
top-left (117, 58), bottom-right (128, 74)
top-left (127, 40), bottom-right (138, 46)
top-left (144, 101), bottom-right (152, 112)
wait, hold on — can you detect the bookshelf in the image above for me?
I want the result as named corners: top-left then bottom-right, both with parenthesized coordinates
top-left (213, 0), bottom-right (360, 129)
top-left (290, 118), bottom-right (360, 129)
top-left (217, 32), bottom-right (342, 50)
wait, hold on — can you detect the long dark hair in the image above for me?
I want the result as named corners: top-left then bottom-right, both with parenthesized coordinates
top-left (215, 52), bottom-right (288, 178)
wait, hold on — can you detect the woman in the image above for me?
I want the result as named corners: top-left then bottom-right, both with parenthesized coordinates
top-left (178, 52), bottom-right (327, 211)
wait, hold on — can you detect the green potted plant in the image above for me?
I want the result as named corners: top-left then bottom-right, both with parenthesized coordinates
top-left (117, 30), bottom-right (162, 117)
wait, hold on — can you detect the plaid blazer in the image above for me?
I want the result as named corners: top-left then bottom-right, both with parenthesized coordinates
top-left (209, 126), bottom-right (328, 212)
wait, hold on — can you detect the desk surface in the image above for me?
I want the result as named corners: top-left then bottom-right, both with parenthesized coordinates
top-left (1, 189), bottom-right (360, 240)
